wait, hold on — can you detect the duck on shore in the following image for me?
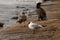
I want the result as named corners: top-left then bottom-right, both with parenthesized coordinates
top-left (17, 11), bottom-right (27, 24)
top-left (36, 1), bottom-right (47, 21)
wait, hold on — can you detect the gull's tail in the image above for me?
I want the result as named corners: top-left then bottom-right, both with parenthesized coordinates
top-left (38, 25), bottom-right (45, 28)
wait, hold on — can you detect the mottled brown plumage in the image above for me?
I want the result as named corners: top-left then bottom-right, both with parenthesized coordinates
top-left (36, 2), bottom-right (47, 21)
top-left (17, 12), bottom-right (27, 23)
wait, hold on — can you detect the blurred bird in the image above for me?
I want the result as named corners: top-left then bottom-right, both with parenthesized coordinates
top-left (28, 22), bottom-right (45, 34)
top-left (17, 11), bottom-right (27, 24)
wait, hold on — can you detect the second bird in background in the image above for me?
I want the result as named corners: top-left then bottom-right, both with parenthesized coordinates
top-left (17, 11), bottom-right (27, 24)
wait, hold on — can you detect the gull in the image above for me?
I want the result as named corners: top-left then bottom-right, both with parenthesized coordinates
top-left (28, 22), bottom-right (44, 34)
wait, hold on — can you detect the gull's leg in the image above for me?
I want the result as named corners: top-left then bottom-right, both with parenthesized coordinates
top-left (32, 29), bottom-right (36, 34)
top-left (24, 21), bottom-right (25, 27)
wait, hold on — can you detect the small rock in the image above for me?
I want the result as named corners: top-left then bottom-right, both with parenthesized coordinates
top-left (11, 17), bottom-right (18, 20)
top-left (16, 6), bottom-right (20, 8)
top-left (0, 22), bottom-right (4, 27)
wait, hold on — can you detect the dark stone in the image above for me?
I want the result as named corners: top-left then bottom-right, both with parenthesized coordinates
top-left (0, 23), bottom-right (4, 27)
top-left (16, 6), bottom-right (25, 8)
top-left (19, 7), bottom-right (25, 8)
top-left (16, 6), bottom-right (20, 8)
top-left (11, 17), bottom-right (18, 20)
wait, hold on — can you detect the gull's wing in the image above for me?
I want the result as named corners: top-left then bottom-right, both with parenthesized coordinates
top-left (31, 25), bottom-right (41, 29)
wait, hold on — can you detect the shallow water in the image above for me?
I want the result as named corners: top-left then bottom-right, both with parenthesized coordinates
top-left (0, 3), bottom-right (36, 28)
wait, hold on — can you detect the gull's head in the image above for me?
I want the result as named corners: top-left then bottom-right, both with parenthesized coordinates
top-left (36, 1), bottom-right (41, 4)
top-left (20, 11), bottom-right (25, 14)
top-left (36, 0), bottom-right (44, 3)
top-left (28, 22), bottom-right (33, 25)
top-left (30, 22), bottom-right (33, 23)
